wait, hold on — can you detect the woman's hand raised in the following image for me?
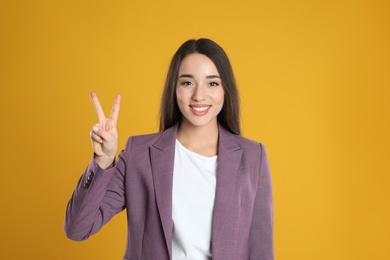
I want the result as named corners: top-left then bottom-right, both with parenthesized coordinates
top-left (89, 92), bottom-right (121, 169)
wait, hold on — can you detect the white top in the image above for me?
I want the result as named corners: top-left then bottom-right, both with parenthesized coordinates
top-left (172, 139), bottom-right (217, 260)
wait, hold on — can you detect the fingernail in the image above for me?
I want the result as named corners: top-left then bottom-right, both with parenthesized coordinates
top-left (93, 126), bottom-right (99, 132)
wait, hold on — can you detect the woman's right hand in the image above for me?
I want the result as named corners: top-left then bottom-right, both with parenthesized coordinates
top-left (89, 92), bottom-right (121, 169)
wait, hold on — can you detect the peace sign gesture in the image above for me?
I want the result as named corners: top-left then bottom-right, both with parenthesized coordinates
top-left (89, 92), bottom-right (121, 169)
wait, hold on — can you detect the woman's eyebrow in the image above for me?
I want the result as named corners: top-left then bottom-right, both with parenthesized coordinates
top-left (178, 74), bottom-right (194, 78)
top-left (206, 75), bottom-right (220, 79)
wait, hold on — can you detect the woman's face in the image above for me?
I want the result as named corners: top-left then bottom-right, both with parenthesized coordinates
top-left (176, 53), bottom-right (224, 130)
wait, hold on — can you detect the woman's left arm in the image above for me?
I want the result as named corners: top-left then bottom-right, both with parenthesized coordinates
top-left (249, 143), bottom-right (274, 260)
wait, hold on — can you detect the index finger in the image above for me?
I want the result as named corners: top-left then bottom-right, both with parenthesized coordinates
top-left (90, 92), bottom-right (106, 122)
top-left (109, 94), bottom-right (121, 123)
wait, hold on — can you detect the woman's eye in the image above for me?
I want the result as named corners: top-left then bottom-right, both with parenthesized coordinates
top-left (209, 82), bottom-right (220, 87)
top-left (180, 81), bottom-right (192, 86)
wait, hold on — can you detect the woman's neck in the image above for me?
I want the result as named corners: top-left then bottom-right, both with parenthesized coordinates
top-left (176, 121), bottom-right (219, 157)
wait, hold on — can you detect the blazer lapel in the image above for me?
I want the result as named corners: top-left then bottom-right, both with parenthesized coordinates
top-left (212, 125), bottom-right (243, 254)
top-left (150, 125), bottom-right (178, 259)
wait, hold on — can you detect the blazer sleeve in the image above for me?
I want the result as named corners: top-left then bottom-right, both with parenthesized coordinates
top-left (64, 137), bottom-right (132, 241)
top-left (249, 143), bottom-right (274, 259)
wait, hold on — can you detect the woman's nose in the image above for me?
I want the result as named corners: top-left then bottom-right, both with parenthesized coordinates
top-left (191, 86), bottom-right (206, 101)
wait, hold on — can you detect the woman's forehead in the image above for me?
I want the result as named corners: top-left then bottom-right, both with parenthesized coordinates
top-left (178, 54), bottom-right (219, 76)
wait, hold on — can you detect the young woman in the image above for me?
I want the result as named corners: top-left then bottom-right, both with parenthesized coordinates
top-left (65, 39), bottom-right (273, 260)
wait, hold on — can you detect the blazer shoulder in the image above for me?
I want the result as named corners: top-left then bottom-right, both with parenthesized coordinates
top-left (124, 131), bottom-right (163, 150)
top-left (234, 134), bottom-right (265, 151)
top-left (231, 135), bottom-right (269, 165)
top-left (123, 124), bottom-right (178, 152)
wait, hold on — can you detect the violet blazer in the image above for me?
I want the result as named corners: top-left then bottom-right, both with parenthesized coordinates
top-left (65, 124), bottom-right (273, 260)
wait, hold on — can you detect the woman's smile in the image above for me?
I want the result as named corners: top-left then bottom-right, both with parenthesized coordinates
top-left (190, 105), bottom-right (211, 115)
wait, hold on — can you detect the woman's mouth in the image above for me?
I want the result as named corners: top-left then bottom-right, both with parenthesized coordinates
top-left (190, 105), bottom-right (211, 116)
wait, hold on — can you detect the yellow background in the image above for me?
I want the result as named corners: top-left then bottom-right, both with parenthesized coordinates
top-left (1, 0), bottom-right (389, 259)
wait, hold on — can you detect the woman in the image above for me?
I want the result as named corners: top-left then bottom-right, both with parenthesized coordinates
top-left (65, 38), bottom-right (273, 260)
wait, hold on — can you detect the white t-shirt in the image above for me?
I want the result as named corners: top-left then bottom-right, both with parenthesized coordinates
top-left (172, 139), bottom-right (217, 260)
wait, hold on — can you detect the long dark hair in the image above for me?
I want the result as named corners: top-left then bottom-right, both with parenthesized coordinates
top-left (159, 38), bottom-right (240, 135)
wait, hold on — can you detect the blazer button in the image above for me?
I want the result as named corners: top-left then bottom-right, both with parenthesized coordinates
top-left (83, 171), bottom-right (94, 189)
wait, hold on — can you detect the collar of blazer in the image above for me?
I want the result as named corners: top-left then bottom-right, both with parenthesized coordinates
top-left (151, 123), bottom-right (242, 151)
top-left (150, 123), bottom-right (243, 259)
